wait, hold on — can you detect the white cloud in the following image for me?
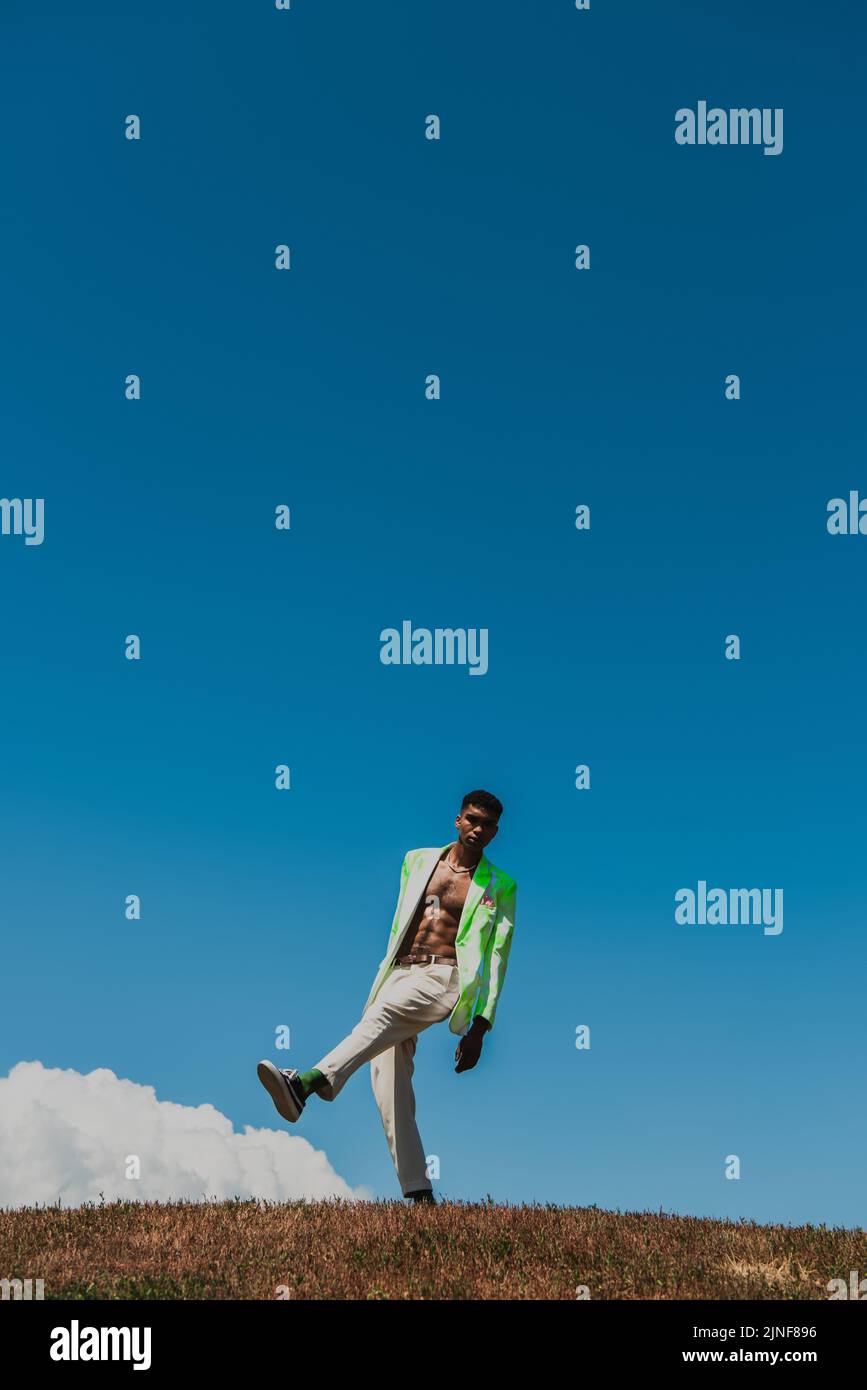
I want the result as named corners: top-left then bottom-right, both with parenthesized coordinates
top-left (0, 1061), bottom-right (374, 1208)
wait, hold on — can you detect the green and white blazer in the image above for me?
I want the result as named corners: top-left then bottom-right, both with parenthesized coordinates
top-left (363, 845), bottom-right (518, 1036)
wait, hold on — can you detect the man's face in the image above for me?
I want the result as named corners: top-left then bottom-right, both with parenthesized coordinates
top-left (455, 804), bottom-right (499, 854)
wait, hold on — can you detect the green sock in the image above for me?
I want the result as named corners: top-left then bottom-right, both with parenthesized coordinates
top-left (297, 1068), bottom-right (328, 1099)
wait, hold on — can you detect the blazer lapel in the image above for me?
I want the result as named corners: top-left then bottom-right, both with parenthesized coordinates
top-left (394, 846), bottom-right (447, 939)
top-left (456, 853), bottom-right (492, 940)
top-left (390, 845), bottom-right (492, 960)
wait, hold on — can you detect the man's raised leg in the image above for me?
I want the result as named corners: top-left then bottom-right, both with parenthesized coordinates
top-left (258, 964), bottom-right (455, 1122)
top-left (311, 969), bottom-right (436, 1103)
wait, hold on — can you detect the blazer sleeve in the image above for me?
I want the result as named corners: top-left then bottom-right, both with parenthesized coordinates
top-left (472, 878), bottom-right (517, 1031)
top-left (386, 852), bottom-right (412, 950)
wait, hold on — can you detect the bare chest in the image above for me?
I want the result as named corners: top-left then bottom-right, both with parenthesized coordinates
top-left (423, 861), bottom-right (474, 922)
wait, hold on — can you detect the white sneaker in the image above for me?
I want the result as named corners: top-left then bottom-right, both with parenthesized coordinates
top-left (257, 1060), bottom-right (305, 1123)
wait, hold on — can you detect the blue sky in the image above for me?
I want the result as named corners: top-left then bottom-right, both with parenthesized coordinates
top-left (1, 0), bottom-right (864, 1226)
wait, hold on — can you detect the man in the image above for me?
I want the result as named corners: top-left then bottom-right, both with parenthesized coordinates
top-left (257, 790), bottom-right (517, 1204)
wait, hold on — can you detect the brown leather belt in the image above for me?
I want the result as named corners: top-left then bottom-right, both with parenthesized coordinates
top-left (395, 952), bottom-right (456, 967)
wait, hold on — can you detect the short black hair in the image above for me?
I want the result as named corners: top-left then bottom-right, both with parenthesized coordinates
top-left (461, 789), bottom-right (503, 820)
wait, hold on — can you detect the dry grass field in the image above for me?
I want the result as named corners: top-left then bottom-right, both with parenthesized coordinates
top-left (1, 1197), bottom-right (863, 1300)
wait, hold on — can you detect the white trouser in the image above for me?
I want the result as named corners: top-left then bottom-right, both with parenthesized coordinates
top-left (312, 960), bottom-right (460, 1197)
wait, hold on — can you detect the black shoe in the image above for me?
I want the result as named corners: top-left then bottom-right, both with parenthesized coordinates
top-left (257, 1060), bottom-right (305, 1122)
top-left (406, 1189), bottom-right (436, 1204)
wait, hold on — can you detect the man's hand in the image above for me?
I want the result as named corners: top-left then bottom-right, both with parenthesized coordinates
top-left (454, 1017), bottom-right (490, 1073)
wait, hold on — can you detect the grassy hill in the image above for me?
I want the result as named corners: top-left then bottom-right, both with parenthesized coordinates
top-left (1, 1197), bottom-right (862, 1300)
